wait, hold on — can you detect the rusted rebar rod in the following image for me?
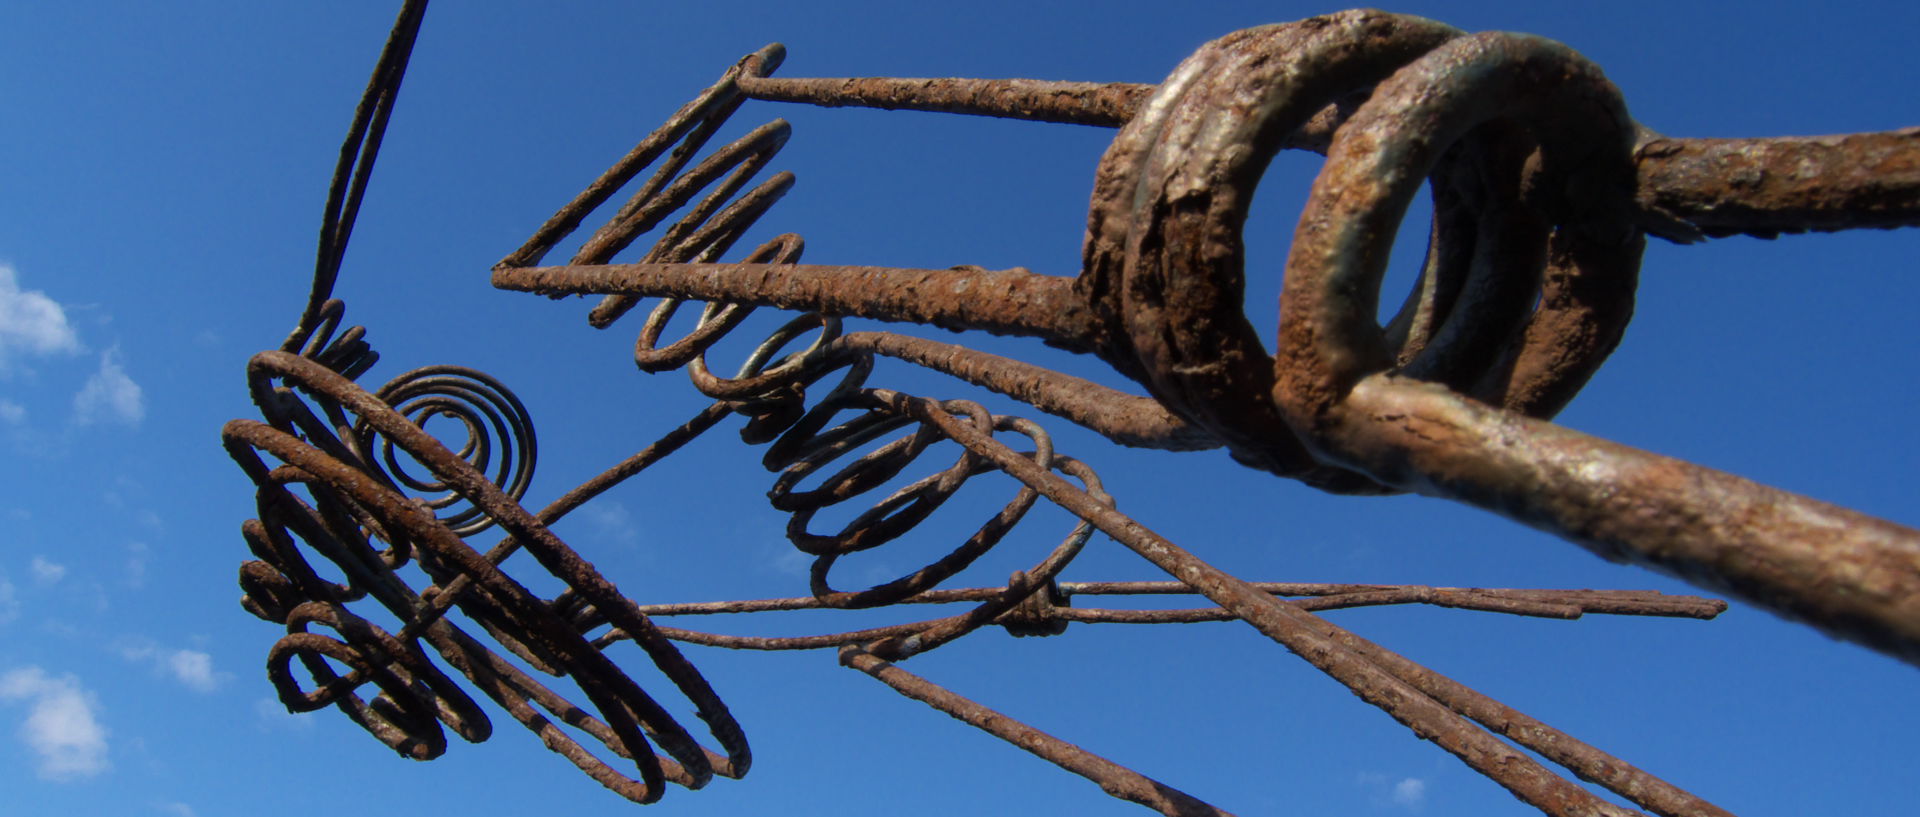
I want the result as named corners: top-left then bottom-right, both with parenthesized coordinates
top-left (738, 72), bottom-right (1920, 239)
top-left (621, 584), bottom-right (1723, 620)
top-left (900, 391), bottom-right (1720, 817)
top-left (229, 5), bottom-right (1920, 815)
top-left (494, 261), bottom-right (1098, 350)
top-left (839, 644), bottom-right (1237, 817)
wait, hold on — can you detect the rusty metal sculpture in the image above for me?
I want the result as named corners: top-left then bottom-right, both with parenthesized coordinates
top-left (224, 3), bottom-right (1919, 816)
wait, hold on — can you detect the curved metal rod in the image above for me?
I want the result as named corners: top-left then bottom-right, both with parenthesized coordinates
top-left (489, 10), bottom-right (1920, 669)
top-left (287, 0), bottom-right (429, 349)
top-left (230, 5), bottom-right (1920, 815)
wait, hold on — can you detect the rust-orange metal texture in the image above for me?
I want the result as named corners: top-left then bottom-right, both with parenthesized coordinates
top-left (226, 3), bottom-right (1917, 815)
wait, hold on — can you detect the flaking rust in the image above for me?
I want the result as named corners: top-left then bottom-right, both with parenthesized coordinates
top-left (226, 3), bottom-right (1914, 816)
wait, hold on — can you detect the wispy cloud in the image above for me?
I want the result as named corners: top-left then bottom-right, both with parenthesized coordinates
top-left (124, 541), bottom-right (149, 588)
top-left (30, 556), bottom-right (66, 585)
top-left (0, 399), bottom-right (24, 424)
top-left (1391, 778), bottom-right (1427, 810)
top-left (119, 643), bottom-right (223, 693)
top-left (72, 347), bottom-right (143, 427)
top-left (156, 802), bottom-right (197, 817)
top-left (0, 264), bottom-right (82, 374)
top-left (1357, 772), bottom-right (1429, 812)
top-left (580, 500), bottom-right (643, 547)
top-left (760, 542), bottom-right (810, 579)
top-left (0, 666), bottom-right (110, 781)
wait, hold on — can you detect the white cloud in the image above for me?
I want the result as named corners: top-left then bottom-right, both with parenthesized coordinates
top-left (0, 265), bottom-right (82, 373)
top-left (0, 399), bottom-right (23, 424)
top-left (72, 348), bottom-right (143, 427)
top-left (0, 666), bottom-right (110, 781)
top-left (157, 802), bottom-right (197, 817)
top-left (581, 500), bottom-right (641, 547)
top-left (119, 644), bottom-right (222, 693)
top-left (1391, 777), bottom-right (1427, 809)
top-left (163, 651), bottom-right (218, 693)
top-left (1357, 772), bottom-right (1429, 812)
top-left (29, 556), bottom-right (65, 585)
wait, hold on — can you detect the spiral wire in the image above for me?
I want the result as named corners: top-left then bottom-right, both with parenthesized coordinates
top-left (223, 4), bottom-right (1920, 816)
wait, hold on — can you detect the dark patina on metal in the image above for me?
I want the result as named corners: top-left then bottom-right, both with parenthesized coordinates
top-left (226, 3), bottom-right (1917, 815)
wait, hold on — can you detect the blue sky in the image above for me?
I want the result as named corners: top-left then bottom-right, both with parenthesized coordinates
top-left (1, 2), bottom-right (1916, 815)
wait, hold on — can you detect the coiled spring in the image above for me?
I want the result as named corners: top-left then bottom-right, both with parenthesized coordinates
top-left (223, 3), bottom-right (1919, 816)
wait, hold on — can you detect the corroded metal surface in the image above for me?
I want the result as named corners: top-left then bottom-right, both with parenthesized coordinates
top-left (225, 3), bottom-right (1918, 816)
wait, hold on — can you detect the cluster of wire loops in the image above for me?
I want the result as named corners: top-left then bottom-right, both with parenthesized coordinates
top-left (229, 351), bottom-right (750, 804)
top-left (220, 2), bottom-right (1920, 814)
top-left (355, 366), bottom-right (536, 536)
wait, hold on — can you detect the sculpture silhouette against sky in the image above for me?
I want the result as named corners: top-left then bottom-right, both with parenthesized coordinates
top-left (226, 3), bottom-right (1920, 815)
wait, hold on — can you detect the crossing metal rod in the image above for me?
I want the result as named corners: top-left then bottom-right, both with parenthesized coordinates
top-left (839, 644), bottom-right (1238, 817)
top-left (735, 73), bottom-right (1920, 240)
top-left (232, 4), bottom-right (1920, 814)
top-left (491, 10), bottom-right (1920, 669)
top-left (899, 391), bottom-right (1726, 817)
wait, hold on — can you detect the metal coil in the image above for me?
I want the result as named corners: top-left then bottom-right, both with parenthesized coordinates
top-left (222, 4), bottom-right (1920, 815)
top-left (229, 352), bottom-right (748, 804)
top-left (354, 366), bottom-right (536, 537)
